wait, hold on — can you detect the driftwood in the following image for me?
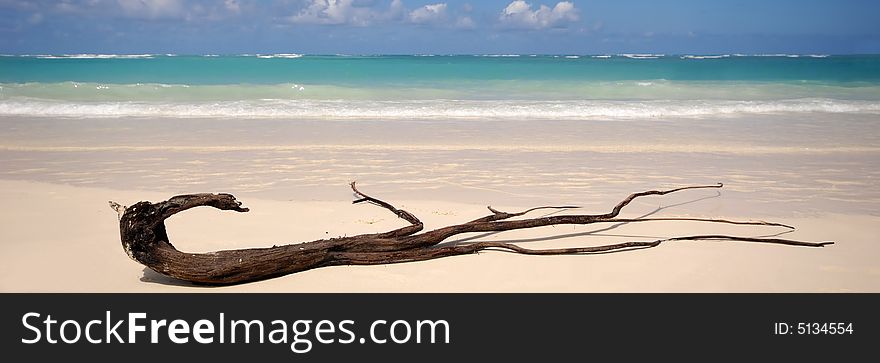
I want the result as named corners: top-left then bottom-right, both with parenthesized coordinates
top-left (111, 183), bottom-right (832, 285)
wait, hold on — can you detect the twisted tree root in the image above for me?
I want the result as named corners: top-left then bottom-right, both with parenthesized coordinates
top-left (111, 182), bottom-right (832, 285)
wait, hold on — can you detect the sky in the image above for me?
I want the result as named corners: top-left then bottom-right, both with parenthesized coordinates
top-left (1, 0), bottom-right (878, 54)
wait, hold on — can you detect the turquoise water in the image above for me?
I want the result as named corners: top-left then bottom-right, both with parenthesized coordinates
top-left (2, 55), bottom-right (879, 213)
top-left (1, 54), bottom-right (879, 119)
top-left (5, 54), bottom-right (880, 84)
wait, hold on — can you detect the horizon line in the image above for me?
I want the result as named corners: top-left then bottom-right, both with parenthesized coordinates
top-left (5, 53), bottom-right (878, 57)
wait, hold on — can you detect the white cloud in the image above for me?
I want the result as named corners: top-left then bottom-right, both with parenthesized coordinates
top-left (0, 0), bottom-right (39, 11)
top-left (408, 3), bottom-right (447, 24)
top-left (288, 0), bottom-right (475, 29)
top-left (48, 0), bottom-right (196, 19)
top-left (290, 0), bottom-right (393, 26)
top-left (116, 0), bottom-right (185, 19)
top-left (54, 0), bottom-right (85, 13)
top-left (224, 0), bottom-right (240, 14)
top-left (389, 0), bottom-right (404, 19)
top-left (499, 1), bottom-right (579, 29)
top-left (290, 0), bottom-right (350, 25)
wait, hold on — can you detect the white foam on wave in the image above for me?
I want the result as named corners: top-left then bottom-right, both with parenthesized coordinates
top-left (681, 55), bottom-right (730, 60)
top-left (620, 54), bottom-right (664, 59)
top-left (256, 53), bottom-right (304, 59)
top-left (564, 55), bottom-right (580, 59)
top-left (591, 55), bottom-right (612, 59)
top-left (731, 53), bottom-right (833, 58)
top-left (2, 98), bottom-right (878, 120)
top-left (751, 54), bottom-right (801, 58)
top-left (35, 54), bottom-right (155, 59)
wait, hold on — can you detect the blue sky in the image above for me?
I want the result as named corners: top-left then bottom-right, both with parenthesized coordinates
top-left (1, 0), bottom-right (878, 54)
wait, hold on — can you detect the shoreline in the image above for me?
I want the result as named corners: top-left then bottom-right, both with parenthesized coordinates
top-left (2, 114), bottom-right (879, 217)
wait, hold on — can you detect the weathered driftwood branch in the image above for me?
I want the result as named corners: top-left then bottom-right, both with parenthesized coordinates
top-left (111, 183), bottom-right (832, 285)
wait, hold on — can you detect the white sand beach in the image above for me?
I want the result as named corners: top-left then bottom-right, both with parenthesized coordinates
top-left (1, 115), bottom-right (878, 292)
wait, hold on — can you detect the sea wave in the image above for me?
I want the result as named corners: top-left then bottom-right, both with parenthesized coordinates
top-left (3, 81), bottom-right (878, 103)
top-left (34, 54), bottom-right (155, 59)
top-left (1, 98), bottom-right (877, 120)
top-left (619, 54), bottom-right (664, 59)
top-left (681, 55), bottom-right (731, 60)
top-left (255, 53), bottom-right (304, 59)
top-left (746, 54), bottom-right (828, 58)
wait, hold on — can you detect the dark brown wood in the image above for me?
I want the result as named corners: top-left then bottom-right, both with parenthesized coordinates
top-left (111, 183), bottom-right (833, 285)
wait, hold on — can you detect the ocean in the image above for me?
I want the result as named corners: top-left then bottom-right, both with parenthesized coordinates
top-left (1, 54), bottom-right (879, 215)
top-left (1, 54), bottom-right (879, 119)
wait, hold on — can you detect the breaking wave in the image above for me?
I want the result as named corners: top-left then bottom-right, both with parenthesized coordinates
top-left (2, 98), bottom-right (878, 120)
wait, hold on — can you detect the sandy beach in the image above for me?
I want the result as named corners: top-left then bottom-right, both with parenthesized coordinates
top-left (0, 179), bottom-right (877, 292)
top-left (1, 115), bottom-right (878, 292)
